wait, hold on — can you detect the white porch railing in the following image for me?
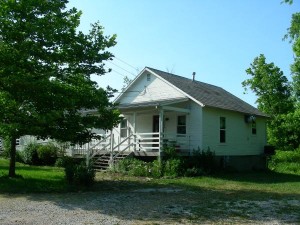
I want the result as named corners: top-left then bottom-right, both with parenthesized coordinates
top-left (71, 132), bottom-right (190, 157)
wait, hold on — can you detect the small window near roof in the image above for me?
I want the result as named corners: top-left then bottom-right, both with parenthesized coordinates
top-left (147, 74), bottom-right (151, 81)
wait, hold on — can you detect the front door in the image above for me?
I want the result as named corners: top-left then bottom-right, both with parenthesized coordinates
top-left (152, 115), bottom-right (159, 149)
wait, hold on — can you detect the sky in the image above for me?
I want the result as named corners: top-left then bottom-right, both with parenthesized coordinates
top-left (67, 0), bottom-right (300, 107)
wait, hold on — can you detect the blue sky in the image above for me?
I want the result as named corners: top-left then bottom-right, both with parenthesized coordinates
top-left (67, 0), bottom-right (299, 107)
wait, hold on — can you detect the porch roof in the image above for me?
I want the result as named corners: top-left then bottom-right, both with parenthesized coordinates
top-left (117, 97), bottom-right (189, 109)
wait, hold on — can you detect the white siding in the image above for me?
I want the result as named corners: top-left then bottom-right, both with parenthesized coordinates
top-left (118, 71), bottom-right (186, 105)
top-left (202, 107), bottom-right (267, 156)
top-left (188, 102), bottom-right (203, 151)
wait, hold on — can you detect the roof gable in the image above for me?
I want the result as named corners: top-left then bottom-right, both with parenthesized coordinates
top-left (115, 68), bottom-right (187, 107)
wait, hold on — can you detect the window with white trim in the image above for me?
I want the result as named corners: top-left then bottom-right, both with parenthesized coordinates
top-left (120, 119), bottom-right (128, 138)
top-left (177, 115), bottom-right (186, 134)
top-left (220, 117), bottom-right (226, 143)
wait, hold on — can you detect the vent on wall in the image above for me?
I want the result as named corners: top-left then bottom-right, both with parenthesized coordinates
top-left (244, 115), bottom-right (256, 123)
top-left (147, 74), bottom-right (151, 81)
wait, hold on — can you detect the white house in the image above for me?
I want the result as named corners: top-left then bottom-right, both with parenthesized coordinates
top-left (103, 67), bottom-right (268, 170)
top-left (13, 67), bottom-right (269, 170)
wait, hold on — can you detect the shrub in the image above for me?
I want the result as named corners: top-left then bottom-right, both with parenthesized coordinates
top-left (15, 150), bottom-right (24, 163)
top-left (163, 146), bottom-right (178, 160)
top-left (187, 147), bottom-right (216, 174)
top-left (149, 159), bottom-right (162, 178)
top-left (113, 157), bottom-right (135, 173)
top-left (73, 161), bottom-right (95, 186)
top-left (163, 158), bottom-right (184, 178)
top-left (184, 167), bottom-right (205, 177)
top-left (268, 149), bottom-right (300, 174)
top-left (22, 142), bottom-right (40, 165)
top-left (61, 157), bottom-right (95, 186)
top-left (114, 158), bottom-right (150, 177)
top-left (55, 156), bottom-right (74, 168)
top-left (37, 143), bottom-right (59, 165)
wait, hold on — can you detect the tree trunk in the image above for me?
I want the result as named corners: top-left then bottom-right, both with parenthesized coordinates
top-left (8, 136), bottom-right (17, 177)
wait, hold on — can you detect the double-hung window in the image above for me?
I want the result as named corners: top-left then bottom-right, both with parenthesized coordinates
top-left (177, 115), bottom-right (186, 134)
top-left (220, 117), bottom-right (226, 143)
top-left (120, 119), bottom-right (128, 138)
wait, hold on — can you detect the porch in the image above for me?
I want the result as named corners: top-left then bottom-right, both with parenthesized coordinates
top-left (71, 131), bottom-right (191, 158)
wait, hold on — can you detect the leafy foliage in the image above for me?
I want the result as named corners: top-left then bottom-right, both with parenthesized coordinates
top-left (22, 143), bottom-right (40, 165)
top-left (243, 1), bottom-right (300, 150)
top-left (0, 0), bottom-right (120, 176)
top-left (186, 147), bottom-right (216, 174)
top-left (268, 148), bottom-right (300, 174)
top-left (37, 143), bottom-right (59, 165)
top-left (243, 54), bottom-right (294, 116)
top-left (113, 147), bottom-right (216, 178)
top-left (243, 54), bottom-right (300, 149)
top-left (73, 161), bottom-right (96, 186)
top-left (60, 158), bottom-right (95, 186)
top-left (113, 157), bottom-right (150, 177)
top-left (163, 158), bottom-right (184, 178)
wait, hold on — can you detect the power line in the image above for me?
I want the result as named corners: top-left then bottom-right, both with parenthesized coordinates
top-left (107, 61), bottom-right (136, 77)
top-left (114, 56), bottom-right (139, 72)
top-left (104, 65), bottom-right (127, 77)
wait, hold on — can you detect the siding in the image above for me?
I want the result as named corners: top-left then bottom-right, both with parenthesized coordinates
top-left (118, 71), bottom-right (186, 105)
top-left (188, 102), bottom-right (202, 151)
top-left (202, 107), bottom-right (267, 156)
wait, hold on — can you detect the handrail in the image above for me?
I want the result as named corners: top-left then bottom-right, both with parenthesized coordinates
top-left (89, 134), bottom-right (110, 150)
top-left (113, 133), bottom-right (134, 149)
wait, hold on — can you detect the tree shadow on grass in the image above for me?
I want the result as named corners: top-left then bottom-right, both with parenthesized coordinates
top-left (210, 170), bottom-right (300, 184)
top-left (0, 172), bottom-right (299, 224)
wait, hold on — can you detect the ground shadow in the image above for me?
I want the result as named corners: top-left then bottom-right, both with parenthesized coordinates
top-left (211, 170), bottom-right (300, 184)
top-left (0, 172), bottom-right (299, 224)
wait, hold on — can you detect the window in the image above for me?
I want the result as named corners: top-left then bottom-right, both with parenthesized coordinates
top-left (220, 117), bottom-right (226, 143)
top-left (252, 121), bottom-right (257, 135)
top-left (177, 115), bottom-right (186, 134)
top-left (120, 119), bottom-right (128, 138)
top-left (147, 74), bottom-right (151, 81)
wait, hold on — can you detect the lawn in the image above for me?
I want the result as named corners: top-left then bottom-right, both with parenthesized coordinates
top-left (0, 158), bottom-right (299, 224)
top-left (0, 157), bottom-right (300, 195)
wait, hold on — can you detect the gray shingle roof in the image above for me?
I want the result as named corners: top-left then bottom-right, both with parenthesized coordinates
top-left (147, 67), bottom-right (267, 117)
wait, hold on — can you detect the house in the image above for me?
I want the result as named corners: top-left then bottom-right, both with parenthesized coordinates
top-left (104, 67), bottom-right (268, 170)
top-left (13, 67), bottom-right (268, 171)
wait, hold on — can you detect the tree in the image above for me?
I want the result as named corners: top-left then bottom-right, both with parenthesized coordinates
top-left (243, 54), bottom-right (294, 116)
top-left (0, 0), bottom-right (120, 177)
top-left (285, 12), bottom-right (300, 102)
top-left (242, 54), bottom-right (297, 149)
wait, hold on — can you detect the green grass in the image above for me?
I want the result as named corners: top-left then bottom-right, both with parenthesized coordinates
top-left (268, 149), bottom-right (300, 175)
top-left (0, 158), bottom-right (68, 193)
top-left (0, 157), bottom-right (300, 196)
top-left (0, 158), bottom-right (299, 224)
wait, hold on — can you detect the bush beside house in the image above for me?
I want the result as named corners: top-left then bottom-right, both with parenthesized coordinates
top-left (112, 147), bottom-right (217, 178)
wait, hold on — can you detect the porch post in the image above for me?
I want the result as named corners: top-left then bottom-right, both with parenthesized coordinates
top-left (86, 142), bottom-right (90, 167)
top-left (133, 112), bottom-right (136, 152)
top-left (110, 130), bottom-right (114, 168)
top-left (159, 109), bottom-right (164, 161)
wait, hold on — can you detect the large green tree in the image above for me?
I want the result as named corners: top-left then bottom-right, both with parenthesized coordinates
top-left (242, 54), bottom-right (299, 149)
top-left (243, 1), bottom-right (300, 150)
top-left (285, 12), bottom-right (300, 101)
top-left (0, 0), bottom-right (120, 177)
top-left (243, 54), bottom-right (294, 116)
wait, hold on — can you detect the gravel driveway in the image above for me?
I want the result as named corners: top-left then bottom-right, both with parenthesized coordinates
top-left (0, 187), bottom-right (299, 225)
